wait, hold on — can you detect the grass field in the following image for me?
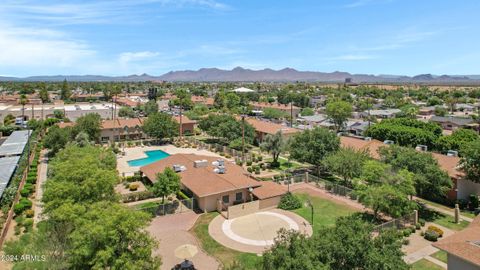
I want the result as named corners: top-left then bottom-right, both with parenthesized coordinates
top-left (431, 250), bottom-right (448, 264)
top-left (411, 259), bottom-right (444, 270)
top-left (293, 193), bottom-right (358, 232)
top-left (416, 197), bottom-right (476, 219)
top-left (190, 212), bottom-right (262, 270)
top-left (419, 205), bottom-right (470, 231)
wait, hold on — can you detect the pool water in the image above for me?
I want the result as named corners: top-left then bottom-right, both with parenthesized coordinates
top-left (127, 150), bottom-right (170, 167)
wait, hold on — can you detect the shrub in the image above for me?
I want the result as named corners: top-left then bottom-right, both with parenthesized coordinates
top-left (129, 183), bottom-right (139, 191)
top-left (24, 209), bottom-right (34, 218)
top-left (469, 194), bottom-right (479, 211)
top-left (247, 167), bottom-right (253, 173)
top-left (26, 177), bottom-right (36, 184)
top-left (22, 218), bottom-right (33, 229)
top-left (420, 231), bottom-right (425, 237)
top-left (255, 168), bottom-right (260, 175)
top-left (278, 192), bottom-right (302, 210)
top-left (415, 223), bottom-right (421, 230)
top-left (427, 225), bottom-right (444, 237)
top-left (19, 198), bottom-right (32, 209)
top-left (424, 230), bottom-right (439, 242)
top-left (410, 226), bottom-right (416, 233)
top-left (246, 160), bottom-right (253, 166)
top-left (257, 155), bottom-right (263, 161)
top-left (14, 225), bottom-right (21, 235)
top-left (225, 154), bottom-right (231, 158)
top-left (419, 219), bottom-right (426, 226)
top-left (13, 204), bottom-right (25, 215)
top-left (20, 188), bottom-right (31, 198)
top-left (403, 229), bottom-right (411, 237)
top-left (402, 239), bottom-right (410, 245)
top-left (456, 199), bottom-right (468, 210)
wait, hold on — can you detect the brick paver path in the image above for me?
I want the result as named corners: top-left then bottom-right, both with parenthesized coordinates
top-left (147, 212), bottom-right (219, 270)
top-left (33, 150), bottom-right (48, 224)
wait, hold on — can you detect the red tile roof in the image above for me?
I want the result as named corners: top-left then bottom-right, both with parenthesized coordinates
top-left (251, 102), bottom-right (300, 110)
top-left (433, 215), bottom-right (480, 267)
top-left (251, 181), bottom-right (287, 199)
top-left (140, 154), bottom-right (261, 197)
top-left (245, 118), bottom-right (300, 135)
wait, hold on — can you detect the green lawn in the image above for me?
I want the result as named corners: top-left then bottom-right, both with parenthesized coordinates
top-left (411, 259), bottom-right (444, 270)
top-left (293, 193), bottom-right (358, 233)
top-left (416, 197), bottom-right (476, 219)
top-left (418, 205), bottom-right (470, 231)
top-left (265, 157), bottom-right (306, 171)
top-left (190, 212), bottom-right (262, 269)
top-left (431, 250), bottom-right (448, 264)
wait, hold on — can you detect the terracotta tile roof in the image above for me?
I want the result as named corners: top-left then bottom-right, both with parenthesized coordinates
top-left (173, 115), bottom-right (197, 124)
top-left (433, 215), bottom-right (480, 267)
top-left (140, 154), bottom-right (261, 197)
top-left (57, 122), bottom-right (75, 128)
top-left (116, 97), bottom-right (139, 107)
top-left (191, 96), bottom-right (214, 105)
top-left (431, 153), bottom-right (464, 179)
top-left (245, 118), bottom-right (300, 135)
top-left (251, 181), bottom-right (287, 199)
top-left (251, 102), bottom-right (300, 110)
top-left (340, 136), bottom-right (385, 159)
top-left (102, 118), bottom-right (144, 129)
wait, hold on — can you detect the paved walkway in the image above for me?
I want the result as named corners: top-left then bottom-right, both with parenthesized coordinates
top-left (33, 150), bottom-right (48, 224)
top-left (147, 212), bottom-right (219, 270)
top-left (125, 197), bottom-right (162, 207)
top-left (414, 196), bottom-right (473, 222)
top-left (425, 255), bottom-right (447, 269)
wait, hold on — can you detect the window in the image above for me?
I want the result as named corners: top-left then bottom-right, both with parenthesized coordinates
top-left (222, 195), bottom-right (229, 204)
top-left (235, 192), bottom-right (243, 201)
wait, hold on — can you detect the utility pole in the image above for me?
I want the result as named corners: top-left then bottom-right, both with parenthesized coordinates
top-left (242, 114), bottom-right (245, 163)
top-left (290, 101), bottom-right (293, 127)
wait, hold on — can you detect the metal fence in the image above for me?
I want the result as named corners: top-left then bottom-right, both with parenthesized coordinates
top-left (184, 137), bottom-right (253, 160)
top-left (135, 198), bottom-right (198, 217)
top-left (373, 212), bottom-right (417, 233)
top-left (308, 174), bottom-right (358, 200)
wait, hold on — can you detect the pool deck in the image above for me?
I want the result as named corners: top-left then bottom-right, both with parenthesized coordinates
top-left (117, 145), bottom-right (222, 176)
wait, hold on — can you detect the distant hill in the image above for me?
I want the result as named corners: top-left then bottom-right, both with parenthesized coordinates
top-left (1, 67), bottom-right (480, 83)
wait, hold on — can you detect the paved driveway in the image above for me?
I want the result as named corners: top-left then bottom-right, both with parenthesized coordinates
top-left (147, 212), bottom-right (220, 270)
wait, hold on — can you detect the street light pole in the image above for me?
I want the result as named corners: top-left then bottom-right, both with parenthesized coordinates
top-left (306, 198), bottom-right (314, 227)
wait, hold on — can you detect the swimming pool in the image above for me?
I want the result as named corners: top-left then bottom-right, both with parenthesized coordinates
top-left (127, 150), bottom-right (170, 167)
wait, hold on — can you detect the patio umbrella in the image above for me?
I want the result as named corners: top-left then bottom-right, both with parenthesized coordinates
top-left (174, 244), bottom-right (198, 259)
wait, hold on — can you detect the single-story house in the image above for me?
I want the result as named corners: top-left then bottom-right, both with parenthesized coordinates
top-left (140, 154), bottom-right (286, 212)
top-left (250, 102), bottom-right (301, 117)
top-left (362, 109), bottom-right (401, 119)
top-left (297, 114), bottom-right (328, 126)
top-left (430, 116), bottom-right (477, 131)
top-left (433, 215), bottom-right (480, 270)
top-left (244, 117), bottom-right (300, 141)
top-left (346, 121), bottom-right (371, 136)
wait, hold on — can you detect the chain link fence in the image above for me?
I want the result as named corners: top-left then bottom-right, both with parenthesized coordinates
top-left (373, 212), bottom-right (417, 233)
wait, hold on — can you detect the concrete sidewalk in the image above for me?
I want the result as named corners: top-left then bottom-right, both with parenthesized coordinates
top-left (33, 150), bottom-right (48, 224)
top-left (414, 197), bottom-right (473, 222)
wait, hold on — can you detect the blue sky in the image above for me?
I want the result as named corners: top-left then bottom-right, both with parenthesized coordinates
top-left (1, 0), bottom-right (479, 77)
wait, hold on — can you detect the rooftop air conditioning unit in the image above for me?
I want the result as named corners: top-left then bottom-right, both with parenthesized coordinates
top-left (383, 140), bottom-right (394, 145)
top-left (212, 159), bottom-right (225, 167)
top-left (194, 160), bottom-right (208, 168)
top-left (172, 164), bottom-right (186, 172)
top-left (214, 165), bottom-right (226, 174)
top-left (364, 137), bottom-right (372, 141)
top-left (415, 145), bottom-right (428, 152)
top-left (447, 150), bottom-right (459, 157)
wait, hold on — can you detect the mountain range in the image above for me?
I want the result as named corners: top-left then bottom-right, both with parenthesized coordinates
top-left (1, 67), bottom-right (479, 83)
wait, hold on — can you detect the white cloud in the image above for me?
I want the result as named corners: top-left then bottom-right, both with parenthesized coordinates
top-left (118, 51), bottom-right (160, 65)
top-left (0, 22), bottom-right (95, 68)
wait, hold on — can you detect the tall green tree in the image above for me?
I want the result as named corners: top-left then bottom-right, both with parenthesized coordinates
top-left (73, 113), bottom-right (102, 142)
top-left (60, 79), bottom-right (72, 100)
top-left (152, 167), bottom-right (181, 203)
top-left (198, 114), bottom-right (255, 144)
top-left (260, 131), bottom-right (286, 167)
top-left (289, 127), bottom-right (339, 171)
top-left (44, 125), bottom-right (71, 156)
top-left (263, 215), bottom-right (408, 270)
top-left (39, 82), bottom-right (50, 103)
top-left (436, 128), bottom-right (479, 154)
top-left (460, 140), bottom-right (480, 183)
top-left (323, 147), bottom-right (369, 186)
top-left (144, 100), bottom-right (159, 116)
top-left (142, 112), bottom-right (179, 141)
top-left (325, 100), bottom-right (352, 132)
